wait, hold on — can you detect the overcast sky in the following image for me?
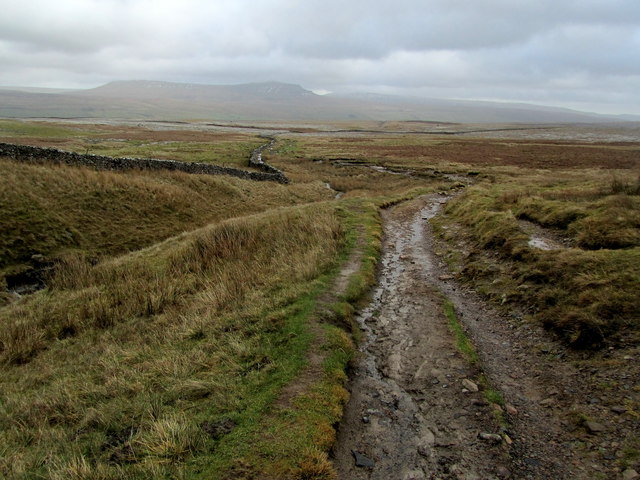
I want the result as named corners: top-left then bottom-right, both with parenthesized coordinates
top-left (1, 0), bottom-right (639, 114)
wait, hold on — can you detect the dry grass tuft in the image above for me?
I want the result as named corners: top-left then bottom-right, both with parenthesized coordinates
top-left (0, 202), bottom-right (346, 478)
top-left (0, 156), bottom-right (333, 289)
top-left (439, 173), bottom-right (640, 348)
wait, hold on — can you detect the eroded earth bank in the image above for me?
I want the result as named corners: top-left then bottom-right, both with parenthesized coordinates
top-left (332, 195), bottom-right (610, 480)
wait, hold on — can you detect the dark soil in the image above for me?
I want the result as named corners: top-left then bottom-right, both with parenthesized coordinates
top-left (333, 195), bottom-right (639, 480)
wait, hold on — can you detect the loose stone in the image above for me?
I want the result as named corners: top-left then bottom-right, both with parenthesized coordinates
top-left (478, 432), bottom-right (503, 444)
top-left (584, 421), bottom-right (606, 434)
top-left (539, 397), bottom-right (555, 407)
top-left (622, 469), bottom-right (639, 480)
top-left (462, 379), bottom-right (479, 392)
top-left (352, 450), bottom-right (375, 468)
top-left (611, 405), bottom-right (627, 414)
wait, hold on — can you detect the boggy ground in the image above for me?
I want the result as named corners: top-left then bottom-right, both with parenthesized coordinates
top-left (332, 195), bottom-right (638, 480)
top-left (333, 194), bottom-right (511, 480)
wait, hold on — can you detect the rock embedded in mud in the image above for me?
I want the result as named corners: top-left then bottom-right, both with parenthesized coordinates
top-left (461, 379), bottom-right (479, 392)
top-left (505, 404), bottom-right (518, 416)
top-left (610, 405), bottom-right (627, 414)
top-left (496, 465), bottom-right (512, 478)
top-left (584, 421), bottom-right (606, 434)
top-left (434, 436), bottom-right (457, 447)
top-left (539, 397), bottom-right (555, 407)
top-left (421, 428), bottom-right (436, 446)
top-left (352, 450), bottom-right (375, 468)
top-left (478, 432), bottom-right (503, 444)
top-left (403, 469), bottom-right (427, 480)
top-left (622, 468), bottom-right (639, 480)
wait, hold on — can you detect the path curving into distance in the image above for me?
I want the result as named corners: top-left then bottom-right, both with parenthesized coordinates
top-left (332, 195), bottom-right (582, 480)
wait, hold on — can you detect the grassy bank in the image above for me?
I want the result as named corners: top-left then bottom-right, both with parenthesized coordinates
top-left (434, 172), bottom-right (640, 348)
top-left (0, 157), bottom-right (333, 290)
top-left (188, 199), bottom-right (384, 479)
top-left (0, 202), bottom-right (348, 479)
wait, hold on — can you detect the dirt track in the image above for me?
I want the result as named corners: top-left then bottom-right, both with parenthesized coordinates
top-left (331, 195), bottom-right (602, 480)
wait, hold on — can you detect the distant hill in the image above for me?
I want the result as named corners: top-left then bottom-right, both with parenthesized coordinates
top-left (0, 80), bottom-right (635, 123)
top-left (80, 80), bottom-right (314, 100)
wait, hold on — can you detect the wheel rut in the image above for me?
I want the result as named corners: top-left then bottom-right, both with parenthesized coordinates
top-left (332, 194), bottom-right (580, 480)
top-left (332, 194), bottom-right (510, 479)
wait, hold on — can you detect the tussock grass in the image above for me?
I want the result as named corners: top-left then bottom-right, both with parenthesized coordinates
top-left (0, 202), bottom-right (346, 479)
top-left (0, 157), bottom-right (333, 287)
top-left (439, 174), bottom-right (640, 348)
top-left (608, 174), bottom-right (640, 196)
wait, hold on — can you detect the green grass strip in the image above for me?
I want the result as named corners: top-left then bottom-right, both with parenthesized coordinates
top-left (443, 299), bottom-right (479, 364)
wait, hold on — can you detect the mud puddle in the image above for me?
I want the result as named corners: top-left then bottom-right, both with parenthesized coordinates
top-left (518, 219), bottom-right (571, 251)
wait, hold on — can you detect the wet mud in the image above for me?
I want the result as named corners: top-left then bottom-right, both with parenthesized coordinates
top-left (332, 195), bottom-right (592, 480)
top-left (332, 195), bottom-right (510, 480)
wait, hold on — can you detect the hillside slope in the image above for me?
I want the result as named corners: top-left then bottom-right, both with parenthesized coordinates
top-left (1, 80), bottom-right (633, 123)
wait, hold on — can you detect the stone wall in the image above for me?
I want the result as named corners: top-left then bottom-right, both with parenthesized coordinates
top-left (0, 141), bottom-right (289, 184)
top-left (248, 138), bottom-right (283, 175)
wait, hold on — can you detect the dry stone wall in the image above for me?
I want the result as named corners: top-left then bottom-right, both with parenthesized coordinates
top-left (0, 141), bottom-right (289, 184)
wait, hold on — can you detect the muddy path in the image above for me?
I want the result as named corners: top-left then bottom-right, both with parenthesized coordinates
top-left (332, 195), bottom-right (588, 480)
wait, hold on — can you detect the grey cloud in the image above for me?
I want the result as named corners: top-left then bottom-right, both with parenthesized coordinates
top-left (0, 0), bottom-right (638, 114)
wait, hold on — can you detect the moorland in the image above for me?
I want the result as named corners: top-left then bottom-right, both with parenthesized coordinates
top-left (0, 118), bottom-right (638, 479)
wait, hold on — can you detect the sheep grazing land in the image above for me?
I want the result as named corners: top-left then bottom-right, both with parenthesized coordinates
top-left (1, 118), bottom-right (638, 479)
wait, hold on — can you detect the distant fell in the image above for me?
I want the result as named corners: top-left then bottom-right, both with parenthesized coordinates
top-left (84, 80), bottom-right (314, 100)
top-left (0, 80), bottom-right (635, 123)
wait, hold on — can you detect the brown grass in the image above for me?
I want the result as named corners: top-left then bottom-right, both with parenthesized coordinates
top-left (438, 172), bottom-right (640, 348)
top-left (0, 156), bottom-right (333, 286)
top-left (0, 202), bottom-right (346, 478)
top-left (281, 135), bottom-right (640, 171)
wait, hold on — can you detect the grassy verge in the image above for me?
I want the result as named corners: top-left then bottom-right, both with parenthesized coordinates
top-left (194, 199), bottom-right (384, 479)
top-left (0, 203), bottom-right (346, 479)
top-left (435, 173), bottom-right (640, 348)
top-left (194, 322), bottom-right (355, 480)
top-left (340, 201), bottom-right (383, 305)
